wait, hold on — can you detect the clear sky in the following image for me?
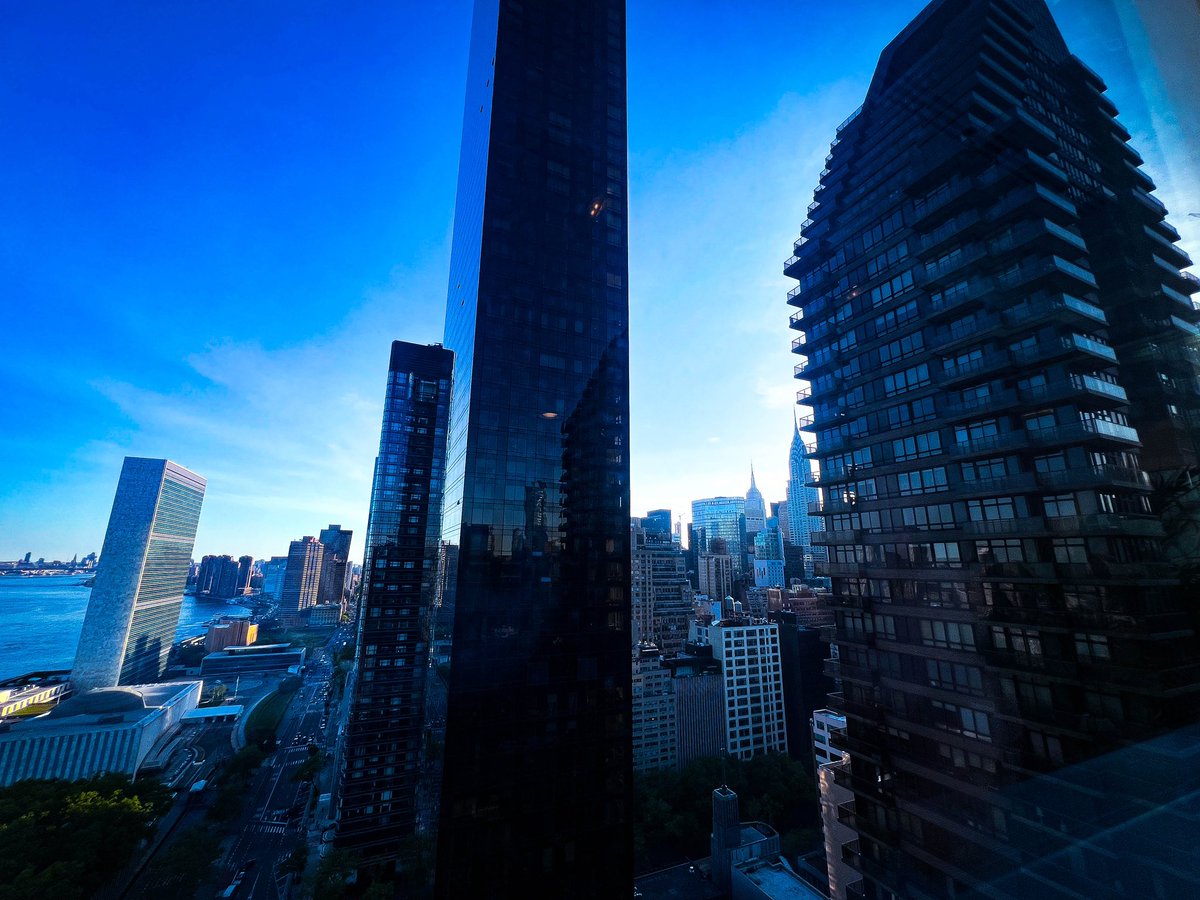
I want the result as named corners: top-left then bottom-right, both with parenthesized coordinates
top-left (1, 1), bottom-right (1195, 561)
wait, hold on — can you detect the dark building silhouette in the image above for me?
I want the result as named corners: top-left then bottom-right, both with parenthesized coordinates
top-left (643, 508), bottom-right (672, 535)
top-left (335, 341), bottom-right (453, 859)
top-left (787, 0), bottom-right (1200, 896)
top-left (236, 555), bottom-right (254, 595)
top-left (769, 610), bottom-right (834, 765)
top-left (318, 524), bottom-right (353, 607)
top-left (434, 0), bottom-right (632, 894)
top-left (197, 554), bottom-right (241, 599)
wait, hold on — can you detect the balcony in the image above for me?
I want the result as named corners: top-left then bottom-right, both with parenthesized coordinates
top-left (940, 352), bottom-right (1008, 385)
top-left (962, 517), bottom-right (1045, 536)
top-left (1045, 514), bottom-right (1164, 538)
top-left (928, 279), bottom-right (991, 319)
top-left (949, 431), bottom-right (1030, 457)
top-left (1010, 335), bottom-right (1074, 366)
top-left (932, 315), bottom-right (1003, 353)
top-left (943, 388), bottom-right (1017, 418)
top-left (1080, 417), bottom-right (1141, 444)
top-left (1003, 293), bottom-right (1107, 328)
top-left (1072, 373), bottom-right (1128, 403)
top-left (953, 472), bottom-right (1038, 496)
top-left (910, 179), bottom-right (974, 227)
top-left (970, 561), bottom-right (1056, 579)
top-left (815, 561), bottom-right (866, 577)
top-left (1035, 465), bottom-right (1149, 491)
top-left (1070, 333), bottom-right (1118, 363)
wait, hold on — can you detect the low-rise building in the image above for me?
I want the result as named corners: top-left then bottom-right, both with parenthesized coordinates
top-left (0, 671), bottom-right (71, 718)
top-left (0, 681), bottom-right (200, 786)
top-left (204, 617), bottom-right (258, 654)
top-left (199, 643), bottom-right (306, 677)
top-left (305, 603), bottom-right (341, 627)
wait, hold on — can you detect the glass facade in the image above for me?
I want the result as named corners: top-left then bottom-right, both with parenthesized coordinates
top-left (72, 458), bottom-right (205, 692)
top-left (788, 0), bottom-right (1200, 896)
top-left (691, 496), bottom-right (748, 575)
top-left (336, 341), bottom-right (453, 859)
top-left (435, 0), bottom-right (632, 895)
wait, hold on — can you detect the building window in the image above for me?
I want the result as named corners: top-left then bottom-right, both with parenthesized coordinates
top-left (1074, 632), bottom-right (1110, 661)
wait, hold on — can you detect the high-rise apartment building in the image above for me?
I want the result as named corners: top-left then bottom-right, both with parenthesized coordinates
top-left (336, 342), bottom-right (452, 858)
top-left (434, 1), bottom-right (632, 894)
top-left (72, 458), bottom-right (205, 692)
top-left (697, 551), bottom-right (734, 601)
top-left (787, 0), bottom-right (1200, 895)
top-left (236, 554), bottom-right (254, 595)
top-left (196, 554), bottom-right (240, 598)
top-left (631, 518), bottom-right (693, 655)
top-left (689, 613), bottom-right (788, 761)
top-left (631, 644), bottom-right (677, 772)
top-left (280, 537), bottom-right (323, 625)
top-left (318, 524), bottom-right (353, 608)
top-left (260, 556), bottom-right (288, 600)
top-left (692, 496), bottom-right (748, 575)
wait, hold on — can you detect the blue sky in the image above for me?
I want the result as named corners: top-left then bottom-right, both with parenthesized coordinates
top-left (1, 1), bottom-right (1194, 561)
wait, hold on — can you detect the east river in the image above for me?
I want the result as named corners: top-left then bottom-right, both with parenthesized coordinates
top-left (0, 575), bottom-right (249, 681)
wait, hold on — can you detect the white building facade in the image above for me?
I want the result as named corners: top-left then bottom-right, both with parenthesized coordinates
top-left (690, 616), bottom-right (787, 760)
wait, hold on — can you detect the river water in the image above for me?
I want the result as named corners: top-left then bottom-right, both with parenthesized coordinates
top-left (0, 574), bottom-right (250, 681)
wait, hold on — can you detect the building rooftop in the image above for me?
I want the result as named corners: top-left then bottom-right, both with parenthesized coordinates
top-left (735, 856), bottom-right (828, 899)
top-left (208, 643), bottom-right (295, 656)
top-left (2, 682), bottom-right (198, 733)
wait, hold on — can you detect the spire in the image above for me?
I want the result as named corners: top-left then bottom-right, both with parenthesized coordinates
top-left (749, 461), bottom-right (757, 491)
top-left (794, 406), bottom-right (800, 435)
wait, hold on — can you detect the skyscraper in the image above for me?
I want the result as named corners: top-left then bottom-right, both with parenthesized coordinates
top-left (691, 496), bottom-right (748, 575)
top-left (318, 524), bottom-right (353, 607)
top-left (744, 465), bottom-right (768, 535)
top-left (787, 0), bottom-right (1199, 895)
top-left (643, 507), bottom-right (673, 535)
top-left (236, 554), bottom-right (255, 595)
top-left (336, 341), bottom-right (452, 858)
top-left (280, 537), bottom-right (323, 625)
top-left (631, 518), bottom-right (693, 656)
top-left (435, 1), bottom-right (632, 894)
top-left (785, 415), bottom-right (825, 581)
top-left (72, 457), bottom-right (205, 692)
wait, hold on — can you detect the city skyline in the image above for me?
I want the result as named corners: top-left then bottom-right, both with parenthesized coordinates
top-left (2, 2), bottom-right (1194, 563)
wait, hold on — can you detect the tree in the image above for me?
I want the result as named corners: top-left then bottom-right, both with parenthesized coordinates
top-left (633, 752), bottom-right (819, 874)
top-left (0, 775), bottom-right (170, 900)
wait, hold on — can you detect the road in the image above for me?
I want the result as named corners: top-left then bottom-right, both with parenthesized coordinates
top-left (215, 626), bottom-right (350, 900)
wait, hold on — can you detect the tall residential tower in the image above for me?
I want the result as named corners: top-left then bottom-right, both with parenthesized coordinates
top-left (336, 342), bottom-right (452, 858)
top-left (72, 457), bottom-right (205, 692)
top-left (787, 0), bottom-right (1200, 895)
top-left (435, 1), bottom-right (632, 895)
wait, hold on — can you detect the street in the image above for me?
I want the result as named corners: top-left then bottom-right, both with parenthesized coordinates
top-left (215, 626), bottom-right (350, 900)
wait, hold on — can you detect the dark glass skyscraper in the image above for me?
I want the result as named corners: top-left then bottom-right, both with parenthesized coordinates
top-left (336, 341), bottom-right (452, 858)
top-left (788, 0), bottom-right (1199, 896)
top-left (436, 0), bottom-right (632, 895)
